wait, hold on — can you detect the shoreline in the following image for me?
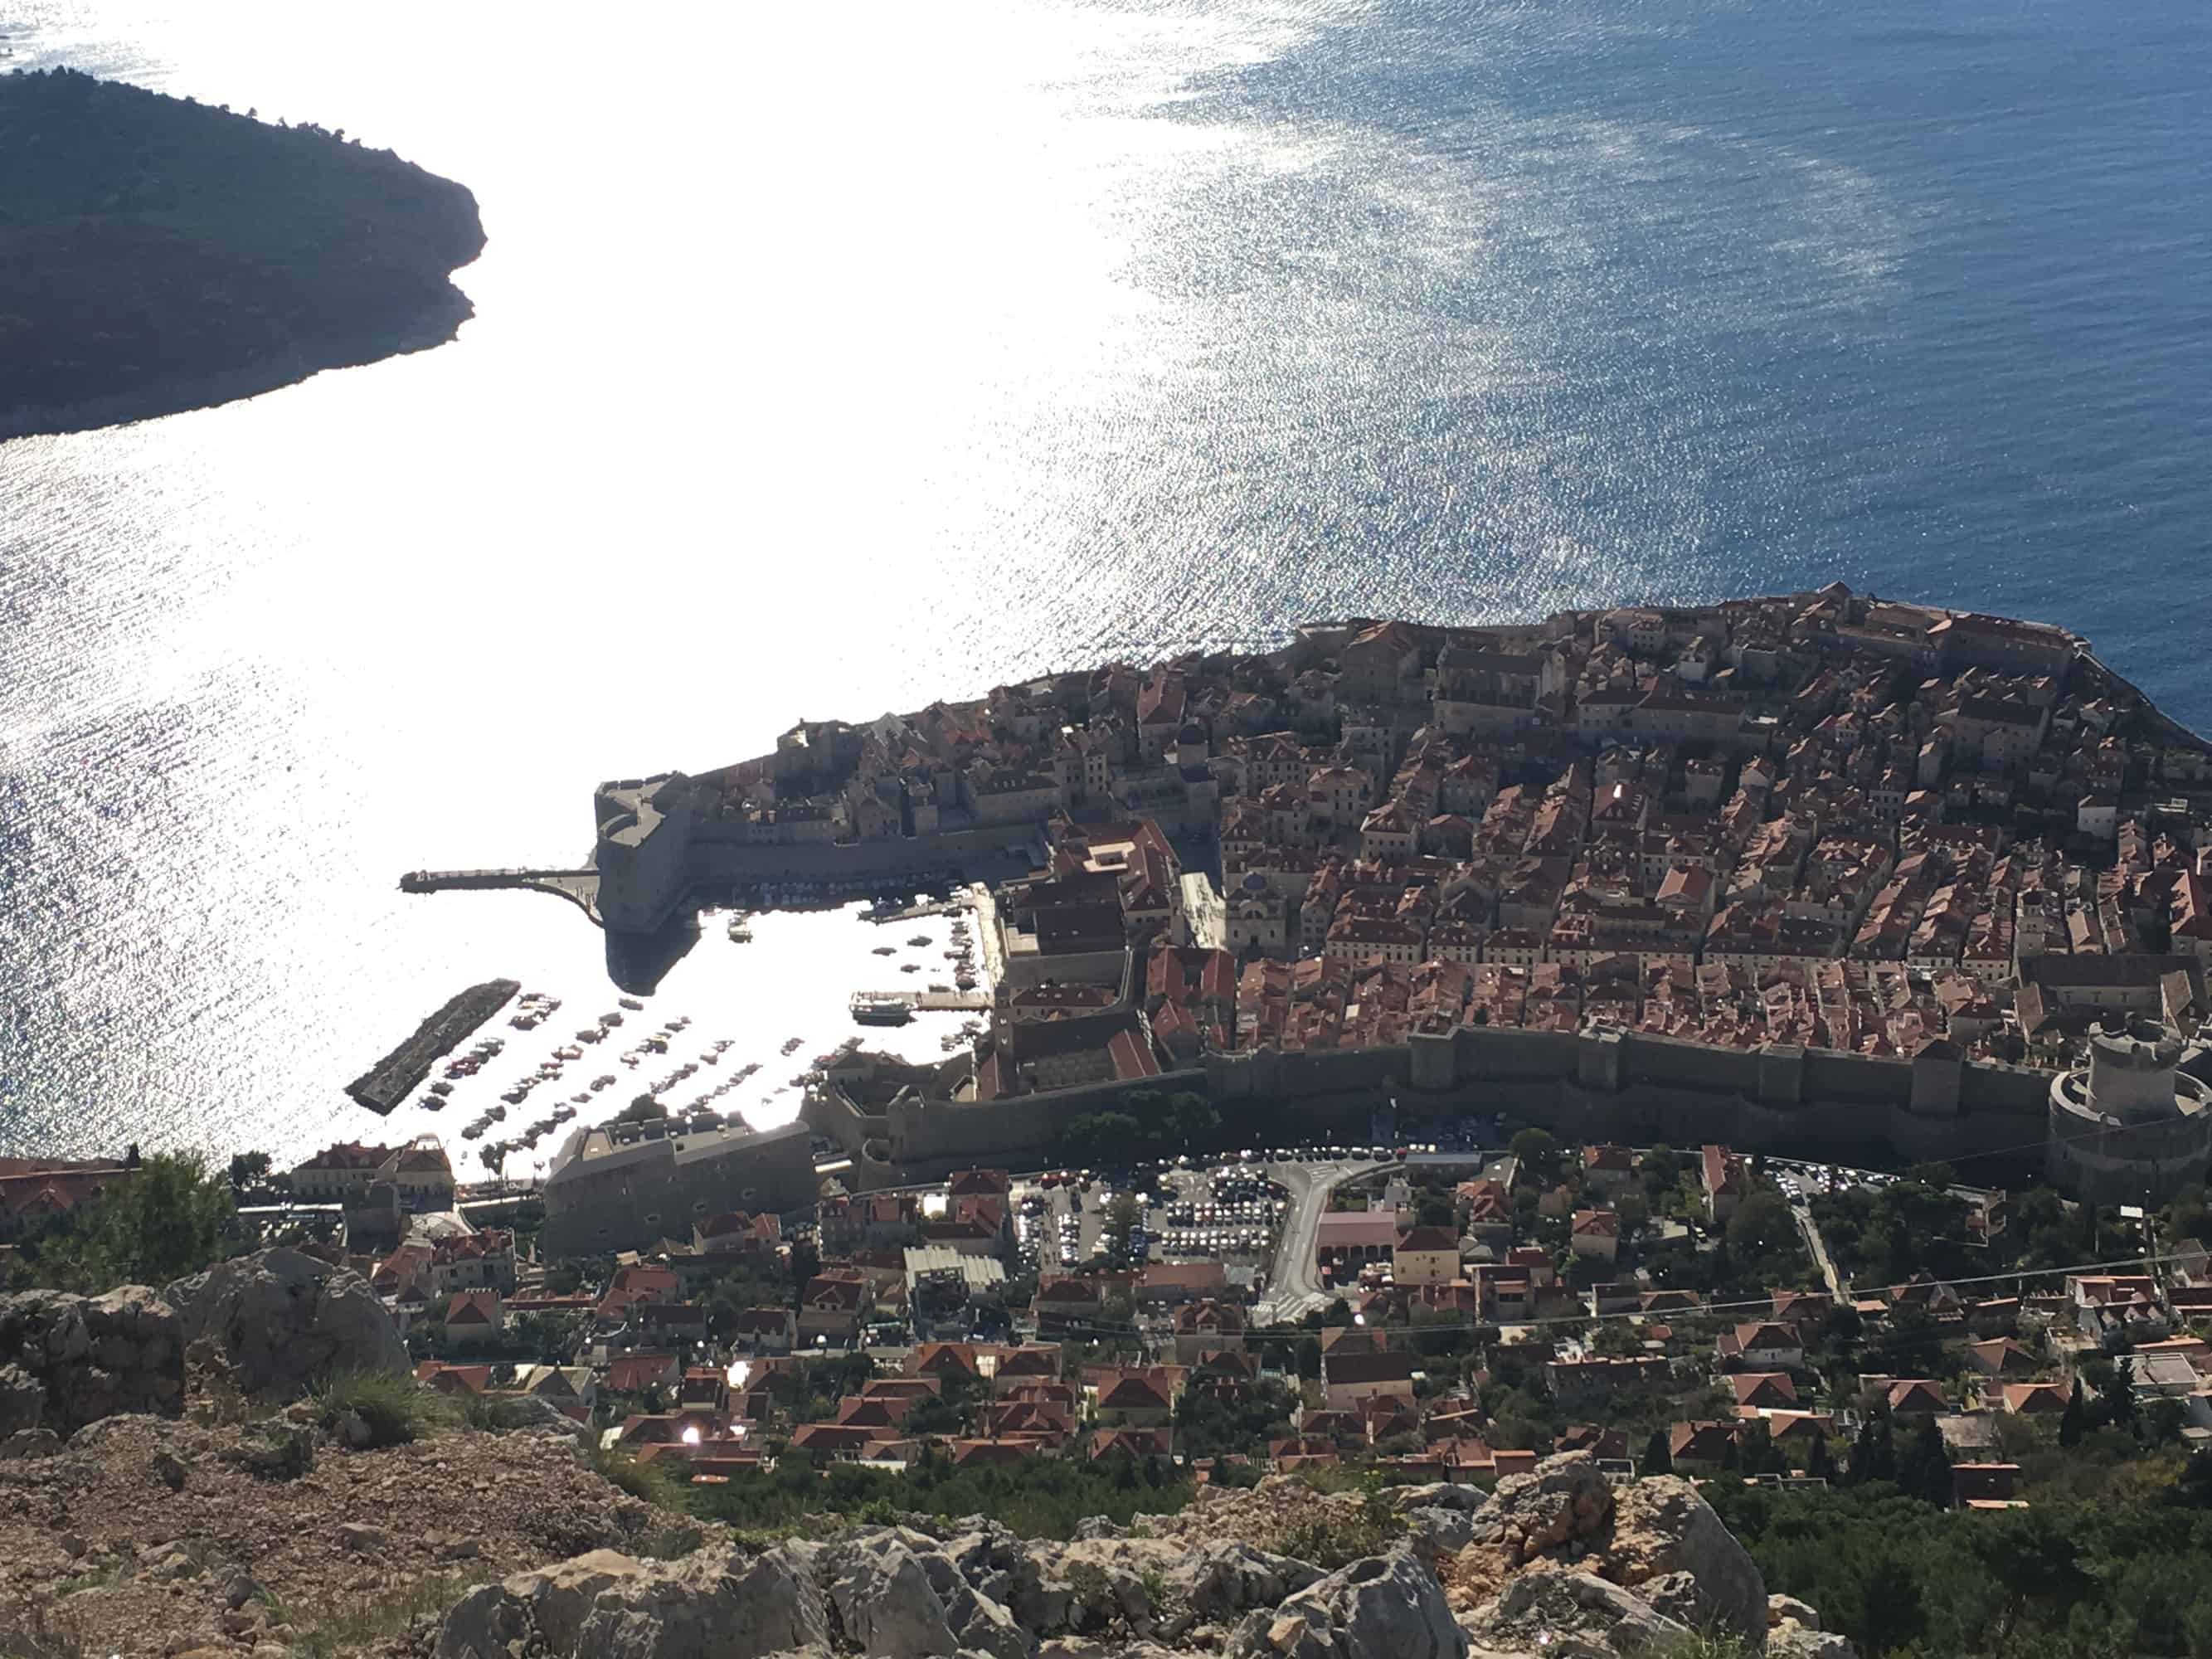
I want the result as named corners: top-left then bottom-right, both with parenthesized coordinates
top-left (0, 287), bottom-right (476, 444)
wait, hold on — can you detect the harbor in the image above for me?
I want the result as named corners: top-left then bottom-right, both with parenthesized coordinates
top-left (355, 883), bottom-right (999, 1185)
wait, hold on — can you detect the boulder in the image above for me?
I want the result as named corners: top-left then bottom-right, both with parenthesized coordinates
top-left (1484, 1453), bottom-right (1616, 1564)
top-left (1228, 1547), bottom-right (1465, 1659)
top-left (1771, 1593), bottom-right (1824, 1628)
top-left (0, 1287), bottom-right (182, 1430)
top-left (1601, 1476), bottom-right (1767, 1639)
top-left (1391, 1482), bottom-right (1491, 1515)
top-left (1770, 1624), bottom-right (1858, 1658)
top-left (435, 1545), bottom-right (830, 1659)
top-left (1448, 1452), bottom-right (1766, 1643)
top-left (823, 1530), bottom-right (960, 1657)
top-left (1460, 1568), bottom-right (1689, 1659)
top-left (164, 1248), bottom-right (406, 1399)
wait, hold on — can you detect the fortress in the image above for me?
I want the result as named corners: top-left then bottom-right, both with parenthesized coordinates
top-left (594, 589), bottom-right (2212, 1204)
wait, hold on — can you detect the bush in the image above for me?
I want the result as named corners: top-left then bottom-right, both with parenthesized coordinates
top-left (1276, 1486), bottom-right (1404, 1569)
top-left (312, 1370), bottom-right (430, 1448)
top-left (586, 1443), bottom-right (684, 1510)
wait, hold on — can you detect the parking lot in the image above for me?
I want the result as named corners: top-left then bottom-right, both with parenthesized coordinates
top-left (1011, 1159), bottom-right (1289, 1279)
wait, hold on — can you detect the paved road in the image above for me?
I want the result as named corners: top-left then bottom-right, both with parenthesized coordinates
top-left (1257, 1157), bottom-right (1381, 1323)
top-left (1788, 1194), bottom-right (1850, 1297)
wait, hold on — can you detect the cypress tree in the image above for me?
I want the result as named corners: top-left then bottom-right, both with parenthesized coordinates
top-left (1643, 1429), bottom-right (1673, 1475)
top-left (2059, 1376), bottom-right (2087, 1447)
top-left (1806, 1433), bottom-right (1837, 1483)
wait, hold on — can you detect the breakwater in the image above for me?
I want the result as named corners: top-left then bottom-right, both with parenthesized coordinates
top-left (344, 978), bottom-right (519, 1116)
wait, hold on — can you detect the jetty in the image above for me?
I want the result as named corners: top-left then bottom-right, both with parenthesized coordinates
top-left (400, 868), bottom-right (600, 920)
top-left (346, 978), bottom-right (520, 1116)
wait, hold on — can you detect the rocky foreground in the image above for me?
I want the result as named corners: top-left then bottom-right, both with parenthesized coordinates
top-left (1, 1250), bottom-right (1850, 1658)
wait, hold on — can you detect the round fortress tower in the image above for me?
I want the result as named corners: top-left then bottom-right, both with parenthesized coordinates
top-left (2047, 1015), bottom-right (2212, 1204)
top-left (2086, 1018), bottom-right (2189, 1123)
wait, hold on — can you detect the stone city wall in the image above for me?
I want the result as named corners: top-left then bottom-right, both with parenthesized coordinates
top-left (839, 1019), bottom-right (2059, 1186)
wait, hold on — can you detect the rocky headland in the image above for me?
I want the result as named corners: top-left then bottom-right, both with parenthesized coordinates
top-left (0, 68), bottom-right (485, 441)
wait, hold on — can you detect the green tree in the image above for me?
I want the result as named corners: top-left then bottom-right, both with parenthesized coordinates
top-left (1642, 1428), bottom-right (1672, 1475)
top-left (27, 1151), bottom-right (236, 1291)
top-left (1846, 1405), bottom-right (1897, 1486)
top-left (1165, 1092), bottom-right (1220, 1152)
top-left (1102, 1194), bottom-right (1142, 1263)
top-left (2059, 1376), bottom-right (2086, 1447)
top-left (226, 1150), bottom-right (272, 1190)
top-left (1897, 1413), bottom-right (1952, 1506)
top-left (1510, 1128), bottom-right (1561, 1183)
top-left (1806, 1433), bottom-right (1838, 1483)
top-left (2098, 1356), bottom-right (2139, 1435)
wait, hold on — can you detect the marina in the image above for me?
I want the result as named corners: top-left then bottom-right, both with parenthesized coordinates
top-left (375, 884), bottom-right (999, 1181)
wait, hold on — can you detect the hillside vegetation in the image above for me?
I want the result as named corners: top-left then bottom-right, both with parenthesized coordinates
top-left (0, 67), bottom-right (484, 433)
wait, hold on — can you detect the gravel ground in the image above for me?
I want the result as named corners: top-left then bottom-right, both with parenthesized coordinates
top-left (0, 1415), bottom-right (679, 1659)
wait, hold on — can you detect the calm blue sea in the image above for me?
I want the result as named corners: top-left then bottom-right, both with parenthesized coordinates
top-left (0, 0), bottom-right (2206, 1161)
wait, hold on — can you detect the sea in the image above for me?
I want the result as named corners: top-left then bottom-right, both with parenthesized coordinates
top-left (2, 0), bottom-right (2208, 1170)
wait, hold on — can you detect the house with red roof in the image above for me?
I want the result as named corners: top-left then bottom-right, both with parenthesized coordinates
top-left (443, 1290), bottom-right (503, 1349)
top-left (1170, 1299), bottom-right (1247, 1364)
top-left (1568, 1209), bottom-right (1621, 1262)
top-left (603, 1351), bottom-right (683, 1395)
top-left (797, 1271), bottom-right (867, 1343)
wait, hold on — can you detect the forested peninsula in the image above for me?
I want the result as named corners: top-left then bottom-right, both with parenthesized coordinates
top-left (0, 68), bottom-right (485, 440)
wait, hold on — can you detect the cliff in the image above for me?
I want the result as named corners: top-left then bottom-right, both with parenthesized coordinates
top-left (0, 68), bottom-right (485, 440)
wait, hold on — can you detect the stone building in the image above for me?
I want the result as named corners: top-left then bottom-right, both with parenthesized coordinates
top-left (2046, 1017), bottom-right (2212, 1204)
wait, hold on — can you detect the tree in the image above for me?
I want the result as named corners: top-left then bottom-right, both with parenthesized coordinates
top-left (1102, 1194), bottom-right (1142, 1263)
top-left (27, 1152), bottom-right (236, 1291)
top-left (2146, 1396), bottom-right (2187, 1446)
top-left (2097, 1356), bottom-right (2139, 1435)
top-left (1510, 1129), bottom-right (1561, 1183)
top-left (1642, 1429), bottom-right (1672, 1476)
top-left (1165, 1092), bottom-right (1220, 1152)
top-left (1806, 1433), bottom-right (1838, 1483)
top-left (1739, 1420), bottom-right (1784, 1476)
top-left (1897, 1413), bottom-right (1952, 1507)
top-left (2059, 1377), bottom-right (2087, 1447)
top-left (226, 1150), bottom-right (272, 1190)
top-left (786, 1237), bottom-right (821, 1292)
top-left (1846, 1405), bottom-right (1897, 1486)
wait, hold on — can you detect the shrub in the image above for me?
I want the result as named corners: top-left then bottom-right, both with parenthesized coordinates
top-left (586, 1443), bottom-right (684, 1510)
top-left (312, 1370), bottom-right (430, 1448)
top-left (1278, 1493), bottom-right (1403, 1571)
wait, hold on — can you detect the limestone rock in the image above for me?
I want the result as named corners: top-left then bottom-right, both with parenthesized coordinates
top-left (1460, 1567), bottom-right (1689, 1659)
top-left (1602, 1476), bottom-right (1767, 1639)
top-left (1228, 1546), bottom-right (1465, 1659)
top-left (824, 1530), bottom-right (960, 1657)
top-left (165, 1248), bottom-right (406, 1400)
top-left (1771, 1593), bottom-right (1824, 1628)
top-left (1770, 1613), bottom-right (1860, 1658)
top-left (1392, 1481), bottom-right (1491, 1515)
top-left (1447, 1452), bottom-right (1765, 1642)
top-left (0, 1285), bottom-right (184, 1431)
top-left (435, 1545), bottom-right (831, 1659)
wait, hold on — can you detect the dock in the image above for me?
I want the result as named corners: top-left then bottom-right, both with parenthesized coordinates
top-left (346, 979), bottom-right (520, 1116)
top-left (909, 990), bottom-right (991, 1012)
top-left (400, 868), bottom-right (600, 920)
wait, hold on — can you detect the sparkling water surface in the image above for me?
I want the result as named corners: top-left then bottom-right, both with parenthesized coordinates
top-left (2, 0), bottom-right (2207, 1162)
